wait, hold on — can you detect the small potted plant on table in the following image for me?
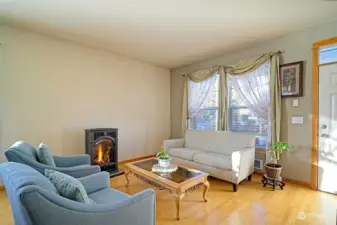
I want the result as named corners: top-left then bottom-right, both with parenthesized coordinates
top-left (156, 146), bottom-right (172, 168)
top-left (265, 142), bottom-right (292, 179)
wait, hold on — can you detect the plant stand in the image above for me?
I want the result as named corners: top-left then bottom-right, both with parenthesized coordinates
top-left (261, 174), bottom-right (286, 191)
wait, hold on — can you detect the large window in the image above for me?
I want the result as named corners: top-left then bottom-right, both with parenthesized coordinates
top-left (228, 81), bottom-right (268, 149)
top-left (189, 74), bottom-right (220, 130)
top-left (187, 66), bottom-right (269, 149)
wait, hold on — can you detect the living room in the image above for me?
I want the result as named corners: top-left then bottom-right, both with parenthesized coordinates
top-left (1, 1), bottom-right (337, 225)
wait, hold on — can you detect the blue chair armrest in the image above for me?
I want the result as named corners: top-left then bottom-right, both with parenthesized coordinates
top-left (78, 172), bottom-right (111, 194)
top-left (57, 165), bottom-right (101, 178)
top-left (5, 151), bottom-right (100, 178)
top-left (53, 154), bottom-right (90, 167)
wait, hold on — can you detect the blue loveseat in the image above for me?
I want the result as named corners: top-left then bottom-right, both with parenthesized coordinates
top-left (0, 162), bottom-right (156, 225)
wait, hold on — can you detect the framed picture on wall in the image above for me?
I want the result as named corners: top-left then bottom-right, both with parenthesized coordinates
top-left (280, 61), bottom-right (303, 97)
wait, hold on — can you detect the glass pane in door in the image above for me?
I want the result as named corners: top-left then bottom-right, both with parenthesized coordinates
top-left (319, 45), bottom-right (337, 64)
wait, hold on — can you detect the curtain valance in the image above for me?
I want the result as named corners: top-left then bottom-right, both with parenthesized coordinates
top-left (181, 51), bottom-right (282, 80)
top-left (224, 51), bottom-right (281, 75)
top-left (183, 66), bottom-right (221, 83)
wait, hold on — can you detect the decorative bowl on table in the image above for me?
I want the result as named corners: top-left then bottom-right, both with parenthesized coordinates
top-left (152, 163), bottom-right (178, 173)
top-left (158, 172), bottom-right (172, 179)
top-left (158, 157), bottom-right (172, 168)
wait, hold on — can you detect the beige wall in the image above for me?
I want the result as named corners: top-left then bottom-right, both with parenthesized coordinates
top-left (171, 19), bottom-right (337, 184)
top-left (0, 25), bottom-right (170, 162)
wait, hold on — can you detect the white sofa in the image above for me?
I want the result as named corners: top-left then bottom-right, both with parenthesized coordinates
top-left (164, 130), bottom-right (256, 192)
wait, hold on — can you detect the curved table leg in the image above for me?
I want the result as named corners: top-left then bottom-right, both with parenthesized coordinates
top-left (203, 180), bottom-right (210, 202)
top-left (174, 193), bottom-right (185, 220)
top-left (124, 170), bottom-right (130, 187)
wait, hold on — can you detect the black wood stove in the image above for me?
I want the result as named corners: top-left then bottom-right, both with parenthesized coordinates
top-left (85, 128), bottom-right (124, 177)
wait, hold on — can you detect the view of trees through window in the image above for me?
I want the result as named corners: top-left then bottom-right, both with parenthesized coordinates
top-left (228, 82), bottom-right (268, 149)
top-left (189, 74), bottom-right (268, 149)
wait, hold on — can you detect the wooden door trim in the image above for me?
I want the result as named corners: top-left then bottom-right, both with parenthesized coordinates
top-left (312, 37), bottom-right (337, 190)
top-left (313, 37), bottom-right (337, 49)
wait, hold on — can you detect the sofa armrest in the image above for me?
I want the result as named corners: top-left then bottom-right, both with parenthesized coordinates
top-left (53, 154), bottom-right (90, 167)
top-left (163, 139), bottom-right (185, 151)
top-left (78, 172), bottom-right (111, 194)
top-left (231, 148), bottom-right (255, 184)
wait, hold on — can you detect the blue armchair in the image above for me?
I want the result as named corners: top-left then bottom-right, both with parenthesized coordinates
top-left (4, 141), bottom-right (101, 178)
top-left (0, 162), bottom-right (156, 225)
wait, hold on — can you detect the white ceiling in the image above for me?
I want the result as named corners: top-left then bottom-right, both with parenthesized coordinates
top-left (1, 0), bottom-right (337, 68)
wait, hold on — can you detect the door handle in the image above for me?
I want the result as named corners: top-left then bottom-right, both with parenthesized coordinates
top-left (321, 124), bottom-right (327, 129)
top-left (321, 133), bottom-right (330, 138)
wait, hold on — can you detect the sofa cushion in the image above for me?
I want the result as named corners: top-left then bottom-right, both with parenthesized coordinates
top-left (88, 188), bottom-right (130, 204)
top-left (37, 143), bottom-right (56, 167)
top-left (193, 153), bottom-right (232, 171)
top-left (168, 148), bottom-right (205, 161)
top-left (45, 169), bottom-right (94, 204)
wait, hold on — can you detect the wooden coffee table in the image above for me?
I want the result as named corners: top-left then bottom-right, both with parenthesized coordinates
top-left (124, 158), bottom-right (209, 220)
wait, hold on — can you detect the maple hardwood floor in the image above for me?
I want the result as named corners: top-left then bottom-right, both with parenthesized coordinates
top-left (1, 174), bottom-right (337, 225)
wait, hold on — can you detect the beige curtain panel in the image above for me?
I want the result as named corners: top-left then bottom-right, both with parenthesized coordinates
top-left (269, 54), bottom-right (281, 143)
top-left (218, 66), bottom-right (227, 131)
top-left (181, 51), bottom-right (282, 143)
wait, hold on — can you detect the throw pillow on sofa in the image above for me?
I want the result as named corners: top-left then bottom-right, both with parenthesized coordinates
top-left (37, 142), bottom-right (56, 167)
top-left (45, 169), bottom-right (94, 204)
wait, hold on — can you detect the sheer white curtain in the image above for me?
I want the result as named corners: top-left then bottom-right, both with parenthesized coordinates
top-left (229, 61), bottom-right (271, 120)
top-left (229, 61), bottom-right (271, 160)
top-left (188, 75), bottom-right (217, 119)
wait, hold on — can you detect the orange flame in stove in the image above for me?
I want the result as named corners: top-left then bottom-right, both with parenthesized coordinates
top-left (97, 144), bottom-right (103, 163)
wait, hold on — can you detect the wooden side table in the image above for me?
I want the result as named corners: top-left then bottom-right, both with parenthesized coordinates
top-left (261, 174), bottom-right (286, 191)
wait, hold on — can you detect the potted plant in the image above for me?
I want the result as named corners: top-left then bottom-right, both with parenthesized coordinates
top-left (265, 142), bottom-right (292, 179)
top-left (156, 146), bottom-right (171, 168)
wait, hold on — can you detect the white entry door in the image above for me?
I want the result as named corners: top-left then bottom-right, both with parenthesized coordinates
top-left (318, 63), bottom-right (337, 193)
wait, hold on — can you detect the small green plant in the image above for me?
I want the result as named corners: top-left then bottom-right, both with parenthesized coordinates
top-left (156, 145), bottom-right (170, 160)
top-left (269, 142), bottom-right (292, 164)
